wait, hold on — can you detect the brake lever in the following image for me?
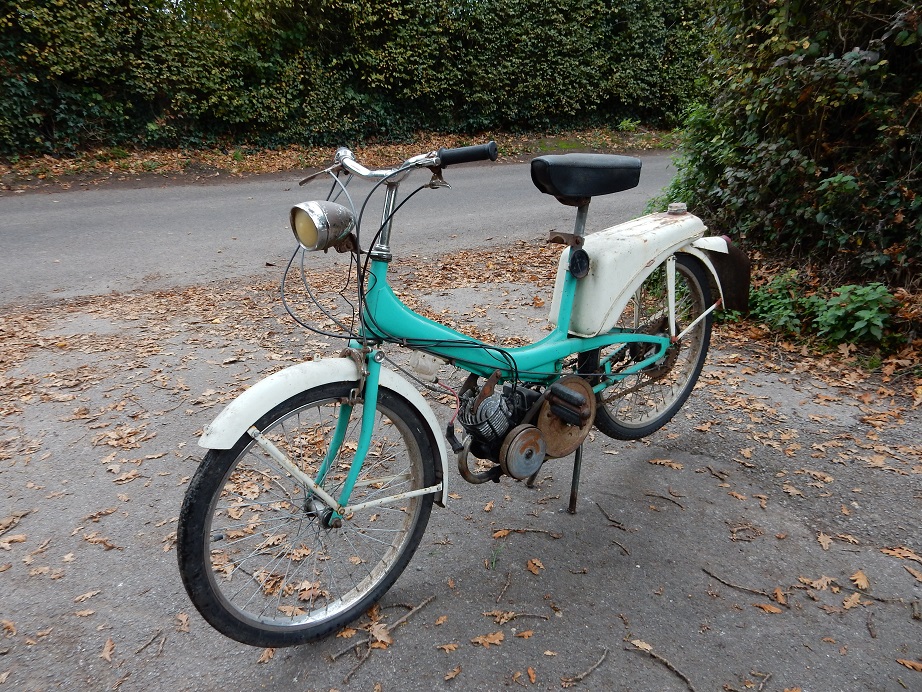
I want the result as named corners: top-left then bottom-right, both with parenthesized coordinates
top-left (426, 167), bottom-right (451, 189)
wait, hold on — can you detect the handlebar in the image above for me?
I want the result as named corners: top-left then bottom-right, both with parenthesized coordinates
top-left (437, 142), bottom-right (498, 167)
top-left (329, 141), bottom-right (498, 182)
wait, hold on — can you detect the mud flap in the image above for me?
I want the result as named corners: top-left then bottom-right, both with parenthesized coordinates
top-left (704, 240), bottom-right (751, 315)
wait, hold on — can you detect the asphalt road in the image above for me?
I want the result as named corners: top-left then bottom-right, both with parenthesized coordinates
top-left (0, 152), bottom-right (674, 307)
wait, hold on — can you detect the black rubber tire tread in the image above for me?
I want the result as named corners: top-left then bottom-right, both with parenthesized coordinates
top-left (589, 254), bottom-right (712, 440)
top-left (177, 382), bottom-right (436, 647)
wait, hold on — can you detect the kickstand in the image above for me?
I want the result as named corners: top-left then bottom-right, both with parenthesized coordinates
top-left (568, 445), bottom-right (583, 514)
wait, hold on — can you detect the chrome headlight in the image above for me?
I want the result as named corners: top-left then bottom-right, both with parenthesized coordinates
top-left (289, 200), bottom-right (355, 251)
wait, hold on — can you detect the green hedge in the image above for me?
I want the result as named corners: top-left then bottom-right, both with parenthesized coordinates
top-left (662, 0), bottom-right (921, 284)
top-left (0, 0), bottom-right (706, 156)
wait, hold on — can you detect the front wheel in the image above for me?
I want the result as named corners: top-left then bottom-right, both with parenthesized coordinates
top-left (580, 254), bottom-right (712, 440)
top-left (177, 383), bottom-right (437, 647)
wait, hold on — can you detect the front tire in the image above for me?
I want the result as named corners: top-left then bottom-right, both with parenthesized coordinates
top-left (581, 254), bottom-right (712, 440)
top-left (177, 383), bottom-right (436, 647)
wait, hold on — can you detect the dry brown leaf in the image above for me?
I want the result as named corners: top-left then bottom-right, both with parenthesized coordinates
top-left (445, 665), bottom-right (461, 680)
top-left (882, 546), bottom-right (922, 564)
top-left (483, 500), bottom-right (494, 512)
top-left (336, 627), bottom-right (357, 639)
top-left (647, 458), bottom-right (683, 470)
top-left (0, 534), bottom-right (26, 550)
top-left (256, 647), bottom-right (275, 664)
top-left (842, 592), bottom-right (862, 610)
top-left (483, 610), bottom-right (516, 625)
top-left (1, 620), bottom-right (15, 636)
top-left (771, 588), bottom-right (787, 606)
top-left (368, 622), bottom-right (392, 645)
top-left (527, 667), bottom-right (536, 684)
top-left (817, 533), bottom-right (833, 550)
top-left (728, 491), bottom-right (747, 501)
top-left (74, 590), bottom-right (100, 603)
top-left (100, 638), bottom-right (115, 662)
top-left (438, 643), bottom-right (459, 652)
top-left (752, 603), bottom-right (783, 614)
top-left (175, 613), bottom-right (190, 632)
top-left (904, 565), bottom-right (922, 583)
top-left (471, 631), bottom-right (504, 648)
top-left (897, 659), bottom-right (922, 672)
top-left (850, 570), bottom-right (869, 590)
top-left (630, 639), bottom-right (653, 652)
top-left (526, 558), bottom-right (544, 575)
top-left (493, 529), bottom-right (511, 539)
top-left (435, 615), bottom-right (448, 626)
top-left (74, 609), bottom-right (94, 617)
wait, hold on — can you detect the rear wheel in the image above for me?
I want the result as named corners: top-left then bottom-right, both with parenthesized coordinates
top-left (177, 383), bottom-right (436, 647)
top-left (581, 254), bottom-right (712, 440)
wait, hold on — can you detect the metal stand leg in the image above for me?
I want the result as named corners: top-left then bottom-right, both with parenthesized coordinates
top-left (568, 445), bottom-right (583, 514)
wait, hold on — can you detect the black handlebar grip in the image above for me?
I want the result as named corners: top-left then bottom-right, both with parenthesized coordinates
top-left (437, 141), bottom-right (498, 167)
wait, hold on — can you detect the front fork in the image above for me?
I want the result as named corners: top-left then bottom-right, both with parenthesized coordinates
top-left (247, 349), bottom-right (384, 524)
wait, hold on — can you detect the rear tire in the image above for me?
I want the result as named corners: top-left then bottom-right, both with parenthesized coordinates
top-left (177, 383), bottom-right (436, 647)
top-left (581, 254), bottom-right (712, 440)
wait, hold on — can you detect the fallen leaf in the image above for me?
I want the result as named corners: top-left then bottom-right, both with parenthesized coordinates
top-left (647, 458), bottom-right (683, 470)
top-left (752, 603), bottom-right (783, 614)
top-left (445, 665), bottom-right (461, 680)
top-left (728, 491), bottom-right (747, 501)
top-left (336, 627), bottom-right (357, 639)
top-left (74, 609), bottom-right (94, 617)
top-left (817, 533), bottom-right (833, 550)
top-left (515, 630), bottom-right (534, 639)
top-left (100, 638), bottom-right (115, 662)
top-left (483, 610), bottom-right (516, 625)
top-left (527, 667), bottom-right (536, 683)
top-left (0, 534), bottom-right (26, 550)
top-left (368, 622), bottom-right (392, 646)
top-left (74, 590), bottom-right (100, 603)
top-left (256, 647), bottom-right (275, 663)
top-left (526, 558), bottom-right (544, 575)
top-left (630, 639), bottom-right (653, 652)
top-left (897, 659), bottom-right (922, 672)
top-left (1, 620), bottom-right (15, 636)
top-left (483, 500), bottom-right (494, 512)
top-left (771, 588), bottom-right (787, 606)
top-left (471, 631), bottom-right (504, 648)
top-left (175, 613), bottom-right (189, 632)
top-left (435, 615), bottom-right (448, 626)
top-left (850, 570), bottom-right (869, 590)
top-left (904, 565), bottom-right (922, 583)
top-left (882, 546), bottom-right (922, 564)
top-left (437, 643), bottom-right (459, 652)
top-left (493, 529), bottom-right (511, 539)
top-left (842, 592), bottom-right (862, 610)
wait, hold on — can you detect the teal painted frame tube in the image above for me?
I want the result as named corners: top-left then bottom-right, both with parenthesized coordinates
top-left (360, 259), bottom-right (670, 383)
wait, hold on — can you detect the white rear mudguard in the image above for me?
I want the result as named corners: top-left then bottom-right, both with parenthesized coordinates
top-left (198, 358), bottom-right (448, 505)
top-left (549, 211), bottom-right (729, 338)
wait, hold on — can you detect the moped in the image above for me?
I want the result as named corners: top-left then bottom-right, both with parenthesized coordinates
top-left (177, 142), bottom-right (749, 646)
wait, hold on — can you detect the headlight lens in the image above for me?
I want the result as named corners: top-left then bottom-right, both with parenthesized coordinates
top-left (289, 201), bottom-right (355, 251)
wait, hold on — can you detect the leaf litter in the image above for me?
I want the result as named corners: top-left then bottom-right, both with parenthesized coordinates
top-left (0, 226), bottom-right (919, 688)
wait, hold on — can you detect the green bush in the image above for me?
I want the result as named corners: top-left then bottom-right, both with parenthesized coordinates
top-left (749, 273), bottom-right (899, 347)
top-left (0, 0), bottom-right (708, 156)
top-left (660, 0), bottom-right (922, 285)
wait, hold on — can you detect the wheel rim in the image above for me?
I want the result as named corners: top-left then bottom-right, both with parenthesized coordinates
top-left (598, 261), bottom-right (708, 430)
top-left (201, 394), bottom-right (426, 633)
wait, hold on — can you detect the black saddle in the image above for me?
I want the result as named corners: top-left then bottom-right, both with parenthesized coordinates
top-left (531, 153), bottom-right (642, 206)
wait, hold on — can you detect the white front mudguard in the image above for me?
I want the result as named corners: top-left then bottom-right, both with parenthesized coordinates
top-left (198, 358), bottom-right (448, 505)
